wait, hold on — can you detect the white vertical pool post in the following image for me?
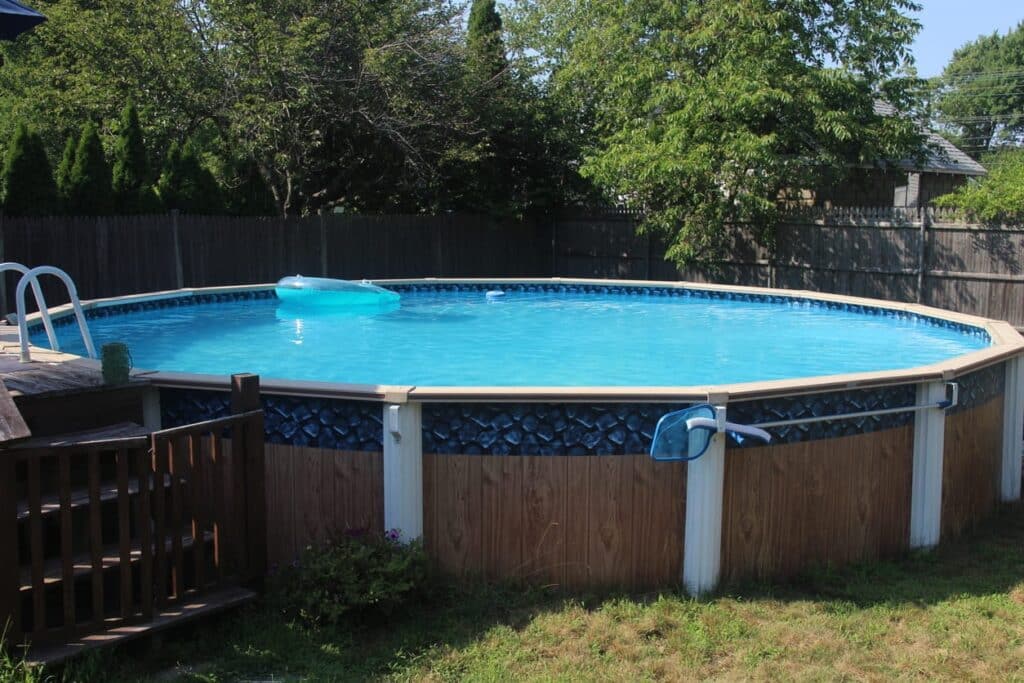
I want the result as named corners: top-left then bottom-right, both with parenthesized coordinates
top-left (1002, 356), bottom-right (1024, 502)
top-left (683, 404), bottom-right (727, 596)
top-left (383, 401), bottom-right (423, 542)
top-left (910, 381), bottom-right (947, 549)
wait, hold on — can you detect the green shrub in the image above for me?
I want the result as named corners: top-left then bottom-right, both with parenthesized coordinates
top-left (275, 530), bottom-right (431, 627)
top-left (933, 148), bottom-right (1024, 223)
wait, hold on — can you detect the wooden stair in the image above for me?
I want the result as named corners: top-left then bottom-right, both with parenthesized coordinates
top-left (19, 531), bottom-right (214, 592)
top-left (0, 374), bottom-right (267, 669)
top-left (23, 585), bottom-right (257, 666)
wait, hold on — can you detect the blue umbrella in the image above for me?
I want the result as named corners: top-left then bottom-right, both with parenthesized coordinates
top-left (0, 0), bottom-right (46, 40)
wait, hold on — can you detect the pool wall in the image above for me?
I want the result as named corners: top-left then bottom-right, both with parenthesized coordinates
top-left (26, 278), bottom-right (1024, 592)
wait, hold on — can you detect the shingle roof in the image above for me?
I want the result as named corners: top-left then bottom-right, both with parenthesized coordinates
top-left (874, 101), bottom-right (987, 177)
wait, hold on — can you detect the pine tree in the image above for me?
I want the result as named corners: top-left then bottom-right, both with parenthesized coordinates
top-left (111, 101), bottom-right (149, 214)
top-left (156, 139), bottom-right (223, 214)
top-left (467, 0), bottom-right (506, 78)
top-left (55, 135), bottom-right (76, 211)
top-left (67, 121), bottom-right (113, 215)
top-left (1, 123), bottom-right (58, 216)
top-left (155, 141), bottom-right (184, 210)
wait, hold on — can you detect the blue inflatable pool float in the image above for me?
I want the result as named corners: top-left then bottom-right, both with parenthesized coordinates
top-left (274, 275), bottom-right (400, 310)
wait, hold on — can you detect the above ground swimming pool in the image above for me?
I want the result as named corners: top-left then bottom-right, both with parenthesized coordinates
top-left (35, 281), bottom-right (991, 387)
top-left (22, 278), bottom-right (1024, 594)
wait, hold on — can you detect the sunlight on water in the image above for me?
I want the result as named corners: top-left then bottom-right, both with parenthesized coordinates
top-left (43, 290), bottom-right (990, 387)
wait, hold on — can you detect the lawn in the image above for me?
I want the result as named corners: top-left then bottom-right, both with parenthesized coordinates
top-left (12, 504), bottom-right (1024, 682)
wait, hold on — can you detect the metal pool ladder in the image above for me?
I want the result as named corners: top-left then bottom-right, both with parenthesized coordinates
top-left (5, 263), bottom-right (97, 362)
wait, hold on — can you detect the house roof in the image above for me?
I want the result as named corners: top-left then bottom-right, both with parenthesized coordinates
top-left (874, 101), bottom-right (987, 177)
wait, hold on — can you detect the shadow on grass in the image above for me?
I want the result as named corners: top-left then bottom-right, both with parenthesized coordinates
top-left (43, 503), bottom-right (1024, 682)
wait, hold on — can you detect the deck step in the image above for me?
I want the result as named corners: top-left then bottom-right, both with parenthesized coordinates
top-left (20, 531), bottom-right (214, 592)
top-left (9, 422), bottom-right (151, 450)
top-left (23, 585), bottom-right (256, 666)
top-left (16, 473), bottom-right (176, 521)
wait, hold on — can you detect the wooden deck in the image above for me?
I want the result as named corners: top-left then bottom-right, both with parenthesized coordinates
top-left (0, 322), bottom-right (150, 398)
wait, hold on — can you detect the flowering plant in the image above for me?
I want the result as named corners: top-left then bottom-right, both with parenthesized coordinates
top-left (275, 528), bottom-right (429, 626)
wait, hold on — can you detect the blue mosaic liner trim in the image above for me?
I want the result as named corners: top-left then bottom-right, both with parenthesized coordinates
top-left (948, 362), bottom-right (1005, 414)
top-left (390, 283), bottom-right (990, 341)
top-left (28, 289), bottom-right (276, 333)
top-left (422, 384), bottom-right (918, 456)
top-left (160, 369), bottom-right (1001, 456)
top-left (31, 282), bottom-right (990, 341)
top-left (159, 388), bottom-right (383, 452)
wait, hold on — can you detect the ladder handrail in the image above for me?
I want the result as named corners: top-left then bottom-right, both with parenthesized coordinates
top-left (16, 266), bottom-right (97, 362)
top-left (0, 262), bottom-right (58, 351)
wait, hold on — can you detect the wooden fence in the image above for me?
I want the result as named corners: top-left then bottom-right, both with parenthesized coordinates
top-left (555, 206), bottom-right (1024, 328)
top-left (3, 207), bottom-right (1024, 327)
top-left (0, 212), bottom-right (552, 316)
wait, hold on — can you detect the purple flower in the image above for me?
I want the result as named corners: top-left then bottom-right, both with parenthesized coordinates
top-left (385, 528), bottom-right (402, 542)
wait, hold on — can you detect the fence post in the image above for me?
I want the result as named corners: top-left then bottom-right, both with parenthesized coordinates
top-left (171, 209), bottom-right (184, 289)
top-left (916, 207), bottom-right (930, 304)
top-left (383, 401), bottom-right (423, 542)
top-left (910, 380), bottom-right (946, 548)
top-left (551, 218), bottom-right (558, 276)
top-left (319, 209), bottom-right (328, 277)
top-left (0, 452), bottom-right (20, 645)
top-left (231, 373), bottom-right (266, 582)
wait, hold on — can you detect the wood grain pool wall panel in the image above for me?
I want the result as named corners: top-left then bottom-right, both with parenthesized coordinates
top-left (941, 396), bottom-right (1004, 540)
top-left (264, 444), bottom-right (383, 567)
top-left (720, 426), bottom-right (914, 582)
top-left (423, 454), bottom-right (686, 589)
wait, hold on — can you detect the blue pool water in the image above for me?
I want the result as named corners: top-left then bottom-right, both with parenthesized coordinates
top-left (39, 289), bottom-right (990, 387)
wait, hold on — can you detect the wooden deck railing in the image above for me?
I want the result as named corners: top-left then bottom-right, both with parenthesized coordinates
top-left (0, 374), bottom-right (265, 649)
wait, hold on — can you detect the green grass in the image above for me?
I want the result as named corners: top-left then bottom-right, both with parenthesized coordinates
top-left (16, 505), bottom-right (1024, 682)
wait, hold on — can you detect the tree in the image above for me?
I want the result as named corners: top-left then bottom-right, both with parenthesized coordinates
top-left (510, 0), bottom-right (925, 264)
top-left (112, 101), bottom-right (158, 213)
top-left (935, 22), bottom-right (1024, 156)
top-left (156, 139), bottom-right (223, 214)
top-left (468, 0), bottom-right (507, 78)
top-left (1, 123), bottom-right (58, 215)
top-left (227, 160), bottom-right (277, 216)
top-left (0, 0), bottom-right (215, 166)
top-left (66, 121), bottom-right (113, 215)
top-left (55, 134), bottom-right (76, 210)
top-left (934, 149), bottom-right (1024, 222)
top-left (190, 0), bottom-right (477, 216)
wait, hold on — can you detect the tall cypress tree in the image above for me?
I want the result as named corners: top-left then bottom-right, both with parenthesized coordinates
top-left (111, 101), bottom-right (150, 213)
top-left (156, 138), bottom-right (223, 214)
top-left (467, 0), bottom-right (506, 78)
top-left (67, 121), bottom-right (113, 215)
top-left (55, 134), bottom-right (76, 211)
top-left (1, 123), bottom-right (58, 216)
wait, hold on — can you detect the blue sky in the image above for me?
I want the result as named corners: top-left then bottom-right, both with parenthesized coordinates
top-left (910, 2), bottom-right (1023, 76)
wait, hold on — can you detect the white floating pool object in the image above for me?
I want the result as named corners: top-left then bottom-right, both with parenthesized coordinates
top-left (485, 290), bottom-right (505, 300)
top-left (274, 275), bottom-right (400, 310)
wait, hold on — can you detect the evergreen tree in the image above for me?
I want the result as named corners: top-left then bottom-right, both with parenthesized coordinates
top-left (55, 134), bottom-right (76, 211)
top-left (111, 101), bottom-right (150, 213)
top-left (467, 0), bottom-right (507, 78)
top-left (67, 121), bottom-right (113, 215)
top-left (156, 139), bottom-right (223, 214)
top-left (1, 123), bottom-right (58, 216)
